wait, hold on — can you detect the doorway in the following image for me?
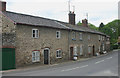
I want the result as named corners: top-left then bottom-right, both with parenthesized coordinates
top-left (93, 45), bottom-right (95, 56)
top-left (44, 48), bottom-right (49, 64)
top-left (70, 47), bottom-right (74, 60)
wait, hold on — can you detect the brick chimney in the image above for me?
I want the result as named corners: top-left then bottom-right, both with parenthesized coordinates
top-left (82, 19), bottom-right (88, 27)
top-left (68, 11), bottom-right (75, 25)
top-left (0, 1), bottom-right (6, 12)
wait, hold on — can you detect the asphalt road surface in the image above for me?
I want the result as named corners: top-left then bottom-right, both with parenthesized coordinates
top-left (3, 50), bottom-right (119, 76)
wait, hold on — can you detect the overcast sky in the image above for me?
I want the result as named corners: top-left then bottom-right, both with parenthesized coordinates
top-left (3, 0), bottom-right (119, 27)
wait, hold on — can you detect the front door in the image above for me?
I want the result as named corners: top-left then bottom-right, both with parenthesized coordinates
top-left (93, 46), bottom-right (95, 56)
top-left (44, 49), bottom-right (49, 64)
top-left (70, 47), bottom-right (74, 60)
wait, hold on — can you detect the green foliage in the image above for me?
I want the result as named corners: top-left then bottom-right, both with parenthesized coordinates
top-left (77, 21), bottom-right (98, 30)
top-left (88, 23), bottom-right (98, 30)
top-left (77, 21), bottom-right (82, 26)
top-left (99, 19), bottom-right (120, 45)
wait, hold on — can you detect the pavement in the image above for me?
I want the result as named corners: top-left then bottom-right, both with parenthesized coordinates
top-left (2, 49), bottom-right (119, 76)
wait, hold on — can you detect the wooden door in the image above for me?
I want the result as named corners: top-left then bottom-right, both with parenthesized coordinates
top-left (44, 49), bottom-right (49, 64)
top-left (70, 47), bottom-right (73, 60)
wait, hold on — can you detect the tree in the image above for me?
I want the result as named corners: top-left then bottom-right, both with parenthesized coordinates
top-left (88, 23), bottom-right (98, 30)
top-left (99, 22), bottom-right (105, 31)
top-left (77, 21), bottom-right (82, 26)
top-left (99, 19), bottom-right (120, 46)
top-left (77, 21), bottom-right (98, 30)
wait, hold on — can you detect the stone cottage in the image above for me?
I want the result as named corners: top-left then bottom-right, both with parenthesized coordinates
top-left (0, 1), bottom-right (110, 70)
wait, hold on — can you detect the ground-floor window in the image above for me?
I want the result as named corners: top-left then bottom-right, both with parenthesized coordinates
top-left (88, 46), bottom-right (91, 54)
top-left (99, 46), bottom-right (101, 52)
top-left (32, 51), bottom-right (40, 62)
top-left (74, 46), bottom-right (77, 55)
top-left (103, 44), bottom-right (105, 51)
top-left (56, 49), bottom-right (62, 58)
top-left (80, 45), bottom-right (83, 55)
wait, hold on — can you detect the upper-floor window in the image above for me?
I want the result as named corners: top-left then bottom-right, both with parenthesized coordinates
top-left (32, 51), bottom-right (40, 62)
top-left (32, 29), bottom-right (39, 38)
top-left (56, 49), bottom-right (62, 58)
top-left (56, 31), bottom-right (61, 39)
top-left (72, 32), bottom-right (76, 40)
top-left (79, 33), bottom-right (83, 40)
top-left (88, 35), bottom-right (90, 40)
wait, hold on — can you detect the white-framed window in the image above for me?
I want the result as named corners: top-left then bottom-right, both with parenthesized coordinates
top-left (79, 33), bottom-right (83, 40)
top-left (101, 36), bottom-right (102, 41)
top-left (80, 45), bottom-right (83, 55)
top-left (74, 46), bottom-right (77, 55)
top-left (72, 31), bottom-right (76, 40)
top-left (56, 31), bottom-right (61, 39)
top-left (32, 51), bottom-right (40, 62)
top-left (88, 46), bottom-right (91, 53)
top-left (99, 46), bottom-right (101, 52)
top-left (56, 49), bottom-right (62, 58)
top-left (103, 36), bottom-right (105, 40)
top-left (98, 35), bottom-right (101, 41)
top-left (103, 44), bottom-right (105, 51)
top-left (88, 35), bottom-right (90, 40)
top-left (32, 29), bottom-right (39, 38)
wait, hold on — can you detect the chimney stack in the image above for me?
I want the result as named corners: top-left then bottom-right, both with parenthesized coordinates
top-left (0, 1), bottom-right (6, 12)
top-left (82, 19), bottom-right (88, 27)
top-left (68, 11), bottom-right (75, 25)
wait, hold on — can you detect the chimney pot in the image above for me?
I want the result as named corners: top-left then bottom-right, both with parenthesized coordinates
top-left (82, 19), bottom-right (88, 27)
top-left (68, 11), bottom-right (75, 25)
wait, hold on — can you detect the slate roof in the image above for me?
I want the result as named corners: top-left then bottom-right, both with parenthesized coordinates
top-left (3, 11), bottom-right (69, 29)
top-left (59, 22), bottom-right (106, 35)
top-left (3, 11), bottom-right (107, 36)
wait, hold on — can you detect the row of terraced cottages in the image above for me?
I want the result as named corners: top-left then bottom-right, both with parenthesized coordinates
top-left (0, 1), bottom-right (110, 70)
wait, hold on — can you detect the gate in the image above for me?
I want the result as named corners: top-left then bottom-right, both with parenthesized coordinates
top-left (1, 48), bottom-right (16, 70)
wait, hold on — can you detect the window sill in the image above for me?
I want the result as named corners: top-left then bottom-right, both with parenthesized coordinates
top-left (56, 57), bottom-right (62, 59)
top-left (32, 37), bottom-right (39, 39)
top-left (72, 39), bottom-right (76, 41)
top-left (80, 54), bottom-right (83, 56)
top-left (32, 61), bottom-right (40, 63)
top-left (80, 39), bottom-right (83, 41)
top-left (56, 38), bottom-right (60, 39)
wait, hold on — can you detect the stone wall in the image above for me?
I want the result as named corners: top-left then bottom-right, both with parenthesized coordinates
top-left (69, 30), bottom-right (106, 58)
top-left (2, 33), bottom-right (15, 47)
top-left (15, 25), bottom-right (69, 67)
top-left (1, 12), bottom-right (16, 48)
top-left (0, 12), bottom-right (2, 48)
top-left (1, 11), bottom-right (110, 68)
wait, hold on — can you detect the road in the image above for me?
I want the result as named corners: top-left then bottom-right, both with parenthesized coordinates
top-left (3, 50), bottom-right (119, 76)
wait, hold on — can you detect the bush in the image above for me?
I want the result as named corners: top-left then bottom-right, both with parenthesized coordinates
top-left (111, 44), bottom-right (118, 50)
